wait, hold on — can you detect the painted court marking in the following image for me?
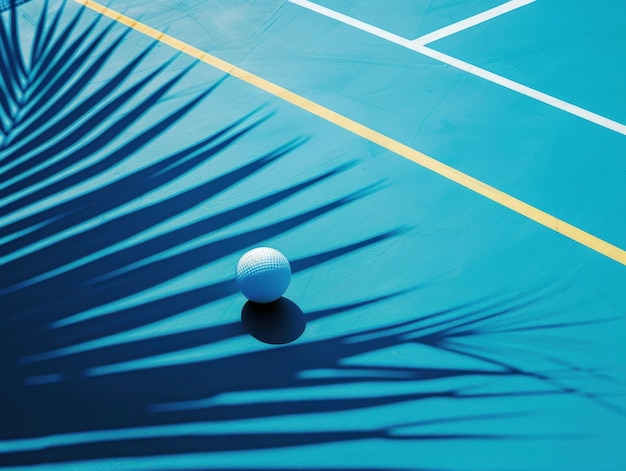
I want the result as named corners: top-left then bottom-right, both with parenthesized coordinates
top-left (289, 0), bottom-right (626, 136)
top-left (71, 0), bottom-right (626, 266)
top-left (411, 0), bottom-right (536, 45)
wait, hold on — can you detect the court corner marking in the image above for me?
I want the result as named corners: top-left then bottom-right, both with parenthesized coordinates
top-left (290, 0), bottom-right (626, 136)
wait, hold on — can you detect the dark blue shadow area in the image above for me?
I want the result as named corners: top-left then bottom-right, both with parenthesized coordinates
top-left (2, 426), bottom-right (549, 467)
top-left (241, 297), bottom-right (306, 344)
top-left (0, 1), bottom-right (418, 465)
top-left (0, 0), bottom-right (33, 13)
top-left (1, 286), bottom-right (612, 467)
top-left (0, 108), bottom-right (260, 254)
top-left (152, 469), bottom-right (415, 471)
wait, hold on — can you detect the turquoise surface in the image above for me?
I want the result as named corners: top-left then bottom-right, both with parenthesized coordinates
top-left (1, 1), bottom-right (625, 470)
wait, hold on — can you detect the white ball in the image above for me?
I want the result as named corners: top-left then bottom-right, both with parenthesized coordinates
top-left (236, 247), bottom-right (291, 303)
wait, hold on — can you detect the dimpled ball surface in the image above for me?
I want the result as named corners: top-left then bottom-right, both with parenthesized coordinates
top-left (236, 247), bottom-right (291, 303)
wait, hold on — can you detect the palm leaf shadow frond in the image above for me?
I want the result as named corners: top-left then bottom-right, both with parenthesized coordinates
top-left (1, 0), bottom-right (70, 140)
top-left (1, 0), bottom-right (403, 446)
top-left (2, 289), bottom-right (615, 467)
top-left (1, 1), bottom-right (623, 469)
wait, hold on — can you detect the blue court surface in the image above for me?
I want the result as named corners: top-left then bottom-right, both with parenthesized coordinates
top-left (1, 0), bottom-right (626, 469)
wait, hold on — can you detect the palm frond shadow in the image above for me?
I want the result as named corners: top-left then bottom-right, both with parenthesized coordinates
top-left (2, 286), bottom-right (620, 465)
top-left (1, 291), bottom-right (608, 466)
top-left (0, 1), bottom-right (622, 468)
top-left (0, 3), bottom-right (390, 337)
top-left (0, 0), bottom-right (403, 449)
top-left (0, 0), bottom-right (31, 12)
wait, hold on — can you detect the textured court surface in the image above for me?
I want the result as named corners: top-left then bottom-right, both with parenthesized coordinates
top-left (1, 1), bottom-right (626, 470)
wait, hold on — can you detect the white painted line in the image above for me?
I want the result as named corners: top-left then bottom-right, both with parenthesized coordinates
top-left (288, 0), bottom-right (626, 136)
top-left (412, 0), bottom-right (536, 45)
top-left (288, 0), bottom-right (415, 49)
top-left (415, 44), bottom-right (626, 135)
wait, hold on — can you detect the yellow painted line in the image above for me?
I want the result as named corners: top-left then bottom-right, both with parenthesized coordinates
top-left (74, 0), bottom-right (626, 266)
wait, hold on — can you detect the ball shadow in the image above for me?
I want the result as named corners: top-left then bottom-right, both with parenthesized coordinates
top-left (241, 297), bottom-right (306, 345)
